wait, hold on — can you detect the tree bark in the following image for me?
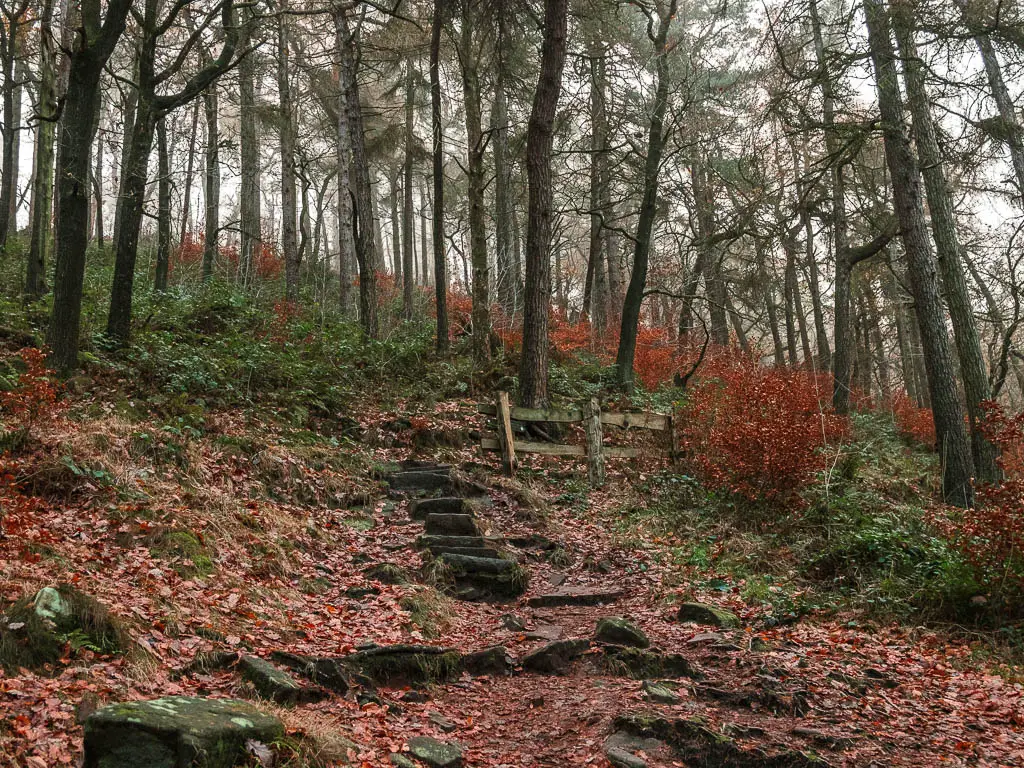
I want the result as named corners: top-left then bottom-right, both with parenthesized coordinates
top-left (48, 0), bottom-right (133, 372)
top-left (279, 5), bottom-right (299, 301)
top-left (238, 10), bottom-right (260, 287)
top-left (335, 7), bottom-right (356, 315)
top-left (864, 0), bottom-right (974, 507)
top-left (25, 0), bottom-right (56, 299)
top-left (202, 84), bottom-right (219, 281)
top-left (492, 10), bottom-right (514, 316)
top-left (520, 0), bottom-right (568, 406)
top-left (431, 0), bottom-right (448, 351)
top-left (402, 56), bottom-right (416, 318)
top-left (615, 0), bottom-right (676, 390)
top-left (155, 117), bottom-right (170, 291)
top-left (894, 1), bottom-right (998, 483)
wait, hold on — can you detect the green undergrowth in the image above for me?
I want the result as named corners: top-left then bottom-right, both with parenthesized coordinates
top-left (603, 412), bottom-right (988, 628)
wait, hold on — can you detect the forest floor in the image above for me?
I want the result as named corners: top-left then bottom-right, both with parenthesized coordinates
top-left (1, 344), bottom-right (1023, 766)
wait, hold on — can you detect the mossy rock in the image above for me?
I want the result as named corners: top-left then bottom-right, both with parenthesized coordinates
top-left (601, 647), bottom-right (701, 680)
top-left (83, 696), bottom-right (283, 768)
top-left (0, 585), bottom-right (128, 672)
top-left (364, 563), bottom-right (412, 585)
top-left (407, 736), bottom-right (463, 768)
top-left (521, 639), bottom-right (590, 675)
top-left (238, 655), bottom-right (328, 705)
top-left (343, 644), bottom-right (461, 686)
top-left (676, 602), bottom-right (740, 629)
top-left (149, 530), bottom-right (214, 578)
top-left (595, 617), bottom-right (650, 648)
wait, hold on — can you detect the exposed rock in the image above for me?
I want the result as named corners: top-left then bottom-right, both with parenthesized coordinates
top-left (460, 645), bottom-right (515, 676)
top-left (391, 754), bottom-right (419, 768)
top-left (343, 644), bottom-right (461, 686)
top-left (0, 585), bottom-right (128, 672)
top-left (506, 534), bottom-right (558, 551)
top-left (521, 639), bottom-right (590, 674)
top-left (433, 554), bottom-right (528, 599)
top-left (428, 711), bottom-right (458, 732)
top-left (695, 684), bottom-right (809, 716)
top-left (613, 713), bottom-right (828, 767)
top-left (642, 680), bottom-right (681, 704)
top-left (407, 735), bottom-right (463, 768)
top-left (604, 730), bottom-right (667, 768)
top-left (270, 651), bottom-right (350, 694)
top-left (525, 624), bottom-right (562, 642)
top-left (595, 617), bottom-right (650, 648)
top-left (416, 535), bottom-right (493, 551)
top-left (345, 585), bottom-right (381, 600)
top-left (424, 513), bottom-right (480, 537)
top-left (410, 497), bottom-right (471, 520)
top-left (499, 614), bottom-right (526, 632)
top-left (676, 602), bottom-right (741, 629)
top-left (601, 647), bottom-right (701, 680)
top-left (238, 656), bottom-right (327, 705)
top-left (686, 632), bottom-right (725, 645)
top-left (526, 586), bottom-right (624, 608)
top-left (83, 696), bottom-right (283, 768)
top-left (387, 469), bottom-right (453, 493)
top-left (424, 545), bottom-right (502, 560)
top-left (547, 572), bottom-right (567, 586)
top-left (363, 563), bottom-right (412, 585)
top-left (436, 553), bottom-right (516, 575)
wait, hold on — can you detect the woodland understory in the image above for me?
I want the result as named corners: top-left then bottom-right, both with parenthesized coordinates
top-left (0, 0), bottom-right (1024, 765)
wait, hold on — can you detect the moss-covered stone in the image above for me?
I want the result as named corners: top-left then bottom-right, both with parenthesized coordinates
top-left (676, 602), bottom-right (740, 629)
top-left (406, 736), bottom-right (463, 768)
top-left (343, 644), bottom-right (462, 686)
top-left (364, 563), bottom-right (412, 585)
top-left (460, 645), bottom-right (515, 677)
top-left (521, 639), bottom-right (590, 674)
top-left (0, 585), bottom-right (128, 672)
top-left (601, 647), bottom-right (702, 680)
top-left (149, 530), bottom-right (214, 578)
top-left (238, 655), bottom-right (327, 705)
top-left (595, 617), bottom-right (650, 648)
top-left (83, 696), bottom-right (283, 768)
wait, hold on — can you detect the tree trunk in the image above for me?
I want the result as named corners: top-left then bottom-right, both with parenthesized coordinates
top-left (459, 5), bottom-right (490, 361)
top-left (202, 84), bottom-right (219, 281)
top-left (0, 2), bottom-right (26, 250)
top-left (402, 56), bottom-right (416, 319)
top-left (894, 3), bottom-right (999, 483)
top-left (48, 0), bottom-right (133, 372)
top-left (519, 0), bottom-right (568, 407)
top-left (335, 8), bottom-right (356, 314)
top-left (112, 53), bottom-right (138, 263)
top-left (179, 100), bottom-right (199, 244)
top-left (492, 12), bottom-right (514, 316)
top-left (155, 117), bottom-right (171, 290)
top-left (864, 0), bottom-right (974, 507)
top-left (584, 33), bottom-right (607, 329)
top-left (238, 9), bottom-right (260, 286)
top-left (431, 0), bottom-right (448, 351)
top-left (279, 7), bottom-right (299, 301)
top-left (615, 2), bottom-right (676, 390)
top-left (25, 0), bottom-right (56, 299)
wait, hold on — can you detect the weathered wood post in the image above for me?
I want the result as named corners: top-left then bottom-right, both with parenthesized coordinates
top-left (668, 413), bottom-right (679, 467)
top-left (496, 390), bottom-right (516, 476)
top-left (585, 397), bottom-right (605, 487)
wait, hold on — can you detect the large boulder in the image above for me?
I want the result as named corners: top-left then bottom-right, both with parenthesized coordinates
top-left (83, 696), bottom-right (283, 768)
top-left (595, 617), bottom-right (650, 648)
top-left (676, 602), bottom-right (740, 629)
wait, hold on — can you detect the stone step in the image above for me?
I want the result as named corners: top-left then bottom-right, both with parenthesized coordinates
top-left (387, 469), bottom-right (453, 493)
top-left (426, 545), bottom-right (502, 559)
top-left (452, 571), bottom-right (527, 600)
top-left (437, 553), bottom-right (517, 575)
top-left (416, 534), bottom-right (498, 550)
top-left (526, 586), bottom-right (625, 608)
top-left (424, 513), bottom-right (480, 537)
top-left (410, 497), bottom-right (471, 520)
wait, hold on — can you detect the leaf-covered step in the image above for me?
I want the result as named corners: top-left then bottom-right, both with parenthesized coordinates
top-left (423, 513), bottom-right (481, 536)
top-left (410, 497), bottom-right (472, 520)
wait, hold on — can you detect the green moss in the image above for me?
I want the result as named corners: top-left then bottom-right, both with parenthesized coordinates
top-left (150, 530), bottom-right (214, 577)
top-left (0, 585), bottom-right (128, 672)
top-left (399, 588), bottom-right (453, 639)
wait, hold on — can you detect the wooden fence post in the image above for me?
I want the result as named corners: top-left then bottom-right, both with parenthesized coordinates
top-left (585, 397), bottom-right (605, 487)
top-left (496, 391), bottom-right (516, 476)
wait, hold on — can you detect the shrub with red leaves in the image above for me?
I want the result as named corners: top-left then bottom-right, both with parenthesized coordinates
top-left (888, 391), bottom-right (936, 448)
top-left (930, 403), bottom-right (1024, 600)
top-left (0, 348), bottom-right (65, 439)
top-left (678, 350), bottom-right (847, 505)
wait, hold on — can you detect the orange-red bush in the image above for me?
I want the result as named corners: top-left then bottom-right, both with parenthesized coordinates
top-left (678, 351), bottom-right (846, 505)
top-left (0, 348), bottom-right (65, 437)
top-left (930, 403), bottom-right (1024, 599)
top-left (887, 391), bottom-right (936, 447)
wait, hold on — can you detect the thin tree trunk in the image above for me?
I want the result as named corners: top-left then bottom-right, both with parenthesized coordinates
top-left (520, 0), bottom-right (568, 406)
top-left (179, 100), bottom-right (199, 243)
top-left (0, 1), bottom-right (27, 250)
top-left (894, 3), bottom-right (999, 483)
top-left (202, 84), bottom-right (219, 281)
top-left (155, 117), bottom-right (170, 290)
top-left (279, 7), bottom-right (299, 301)
top-left (402, 57), bottom-right (416, 318)
top-left (238, 9), bottom-right (260, 286)
top-left (492, 11), bottom-right (514, 316)
top-left (335, 8), bottom-right (356, 315)
top-left (25, 0), bottom-right (56, 299)
top-left (431, 0), bottom-right (448, 350)
top-left (584, 34), bottom-right (607, 327)
top-left (864, 0), bottom-right (974, 506)
top-left (616, 1), bottom-right (677, 390)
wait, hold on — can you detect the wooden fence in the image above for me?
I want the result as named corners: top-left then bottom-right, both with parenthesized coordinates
top-left (478, 391), bottom-right (675, 486)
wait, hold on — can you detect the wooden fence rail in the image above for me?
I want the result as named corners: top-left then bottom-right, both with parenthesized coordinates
top-left (478, 391), bottom-right (675, 487)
